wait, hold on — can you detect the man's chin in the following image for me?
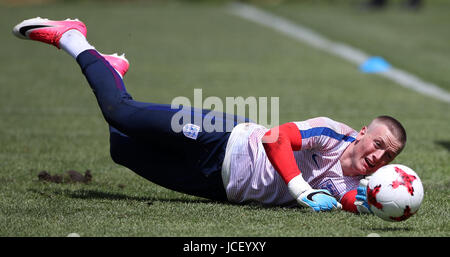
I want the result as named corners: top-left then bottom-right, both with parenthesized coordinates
top-left (353, 164), bottom-right (370, 176)
top-left (344, 167), bottom-right (365, 176)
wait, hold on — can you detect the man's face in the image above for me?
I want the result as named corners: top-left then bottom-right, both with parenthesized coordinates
top-left (345, 124), bottom-right (403, 176)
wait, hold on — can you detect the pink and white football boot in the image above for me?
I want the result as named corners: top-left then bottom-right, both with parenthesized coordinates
top-left (13, 17), bottom-right (129, 78)
top-left (12, 17), bottom-right (87, 49)
top-left (102, 53), bottom-right (129, 78)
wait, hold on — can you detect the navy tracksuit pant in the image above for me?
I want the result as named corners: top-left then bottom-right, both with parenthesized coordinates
top-left (77, 49), bottom-right (246, 201)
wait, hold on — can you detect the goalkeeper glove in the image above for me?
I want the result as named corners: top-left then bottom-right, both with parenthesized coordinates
top-left (288, 175), bottom-right (342, 212)
top-left (354, 176), bottom-right (373, 214)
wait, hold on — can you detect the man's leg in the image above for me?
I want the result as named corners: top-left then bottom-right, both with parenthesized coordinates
top-left (13, 17), bottom-right (244, 201)
top-left (109, 126), bottom-right (228, 201)
top-left (77, 49), bottom-right (250, 201)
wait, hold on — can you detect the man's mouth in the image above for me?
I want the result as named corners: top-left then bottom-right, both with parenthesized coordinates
top-left (365, 157), bottom-right (375, 169)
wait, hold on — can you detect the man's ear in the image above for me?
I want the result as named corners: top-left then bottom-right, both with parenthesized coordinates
top-left (356, 126), bottom-right (367, 141)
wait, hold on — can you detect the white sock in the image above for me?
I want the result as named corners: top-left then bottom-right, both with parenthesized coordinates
top-left (59, 29), bottom-right (95, 59)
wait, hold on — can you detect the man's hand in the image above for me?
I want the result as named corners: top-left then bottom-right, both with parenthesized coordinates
top-left (354, 176), bottom-right (372, 214)
top-left (297, 189), bottom-right (342, 212)
top-left (288, 175), bottom-right (341, 212)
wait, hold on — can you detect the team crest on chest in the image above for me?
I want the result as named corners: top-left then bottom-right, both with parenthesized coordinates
top-left (182, 123), bottom-right (200, 140)
top-left (318, 179), bottom-right (338, 196)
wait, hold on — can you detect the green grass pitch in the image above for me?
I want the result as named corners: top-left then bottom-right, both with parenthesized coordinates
top-left (0, 0), bottom-right (449, 237)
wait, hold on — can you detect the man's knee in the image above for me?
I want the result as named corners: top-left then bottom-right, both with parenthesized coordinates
top-left (109, 139), bottom-right (123, 165)
top-left (109, 128), bottom-right (129, 165)
top-left (109, 145), bottom-right (120, 165)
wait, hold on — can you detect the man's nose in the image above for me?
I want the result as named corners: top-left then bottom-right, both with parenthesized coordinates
top-left (372, 149), bottom-right (385, 162)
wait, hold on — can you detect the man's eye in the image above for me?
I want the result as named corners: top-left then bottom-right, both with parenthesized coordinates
top-left (388, 152), bottom-right (395, 159)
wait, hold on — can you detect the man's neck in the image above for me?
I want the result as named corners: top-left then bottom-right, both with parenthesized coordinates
top-left (340, 142), bottom-right (354, 176)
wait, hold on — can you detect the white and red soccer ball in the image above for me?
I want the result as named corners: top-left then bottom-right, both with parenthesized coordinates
top-left (367, 164), bottom-right (424, 222)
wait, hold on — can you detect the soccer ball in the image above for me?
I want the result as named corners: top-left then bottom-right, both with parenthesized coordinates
top-left (367, 164), bottom-right (424, 222)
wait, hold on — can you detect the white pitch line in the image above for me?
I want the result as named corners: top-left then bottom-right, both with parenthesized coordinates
top-left (228, 2), bottom-right (450, 104)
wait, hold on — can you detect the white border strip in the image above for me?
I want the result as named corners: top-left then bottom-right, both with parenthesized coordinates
top-left (228, 2), bottom-right (450, 103)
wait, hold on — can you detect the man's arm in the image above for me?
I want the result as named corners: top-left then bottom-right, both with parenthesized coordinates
top-left (262, 122), bottom-right (341, 211)
top-left (340, 190), bottom-right (358, 213)
top-left (340, 177), bottom-right (373, 214)
top-left (261, 122), bottom-right (302, 183)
